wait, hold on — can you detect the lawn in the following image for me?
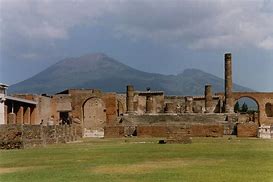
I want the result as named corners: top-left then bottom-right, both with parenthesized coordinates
top-left (0, 137), bottom-right (273, 182)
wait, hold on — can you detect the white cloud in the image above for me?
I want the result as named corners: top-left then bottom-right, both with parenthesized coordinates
top-left (259, 36), bottom-right (273, 50)
top-left (1, 0), bottom-right (273, 55)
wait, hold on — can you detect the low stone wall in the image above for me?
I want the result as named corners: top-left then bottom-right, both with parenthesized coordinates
top-left (0, 124), bottom-right (82, 149)
top-left (121, 114), bottom-right (230, 125)
top-left (237, 123), bottom-right (258, 137)
top-left (104, 123), bottom-right (224, 138)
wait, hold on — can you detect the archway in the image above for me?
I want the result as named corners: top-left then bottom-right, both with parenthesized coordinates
top-left (82, 97), bottom-right (106, 137)
top-left (234, 96), bottom-right (259, 123)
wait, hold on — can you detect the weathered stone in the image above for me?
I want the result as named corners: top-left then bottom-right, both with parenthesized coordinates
top-left (126, 85), bottom-right (134, 113)
top-left (224, 53), bottom-right (234, 113)
top-left (205, 85), bottom-right (213, 113)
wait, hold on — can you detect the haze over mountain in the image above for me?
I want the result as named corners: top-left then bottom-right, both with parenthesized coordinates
top-left (9, 53), bottom-right (252, 95)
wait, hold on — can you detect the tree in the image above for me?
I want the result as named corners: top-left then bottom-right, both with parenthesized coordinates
top-left (234, 101), bottom-right (240, 113)
top-left (241, 102), bottom-right (248, 112)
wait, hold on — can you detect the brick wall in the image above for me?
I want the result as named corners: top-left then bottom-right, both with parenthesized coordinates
top-left (0, 124), bottom-right (82, 149)
top-left (137, 125), bottom-right (168, 137)
top-left (104, 126), bottom-right (124, 138)
top-left (237, 123), bottom-right (258, 137)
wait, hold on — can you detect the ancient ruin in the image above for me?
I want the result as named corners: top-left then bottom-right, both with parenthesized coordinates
top-left (1, 53), bottom-right (273, 148)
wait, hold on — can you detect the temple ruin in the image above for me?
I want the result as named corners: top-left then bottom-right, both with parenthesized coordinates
top-left (1, 53), bottom-right (273, 146)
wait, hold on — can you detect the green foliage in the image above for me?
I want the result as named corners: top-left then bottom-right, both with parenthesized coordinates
top-left (234, 101), bottom-right (240, 113)
top-left (241, 102), bottom-right (248, 112)
top-left (0, 138), bottom-right (273, 182)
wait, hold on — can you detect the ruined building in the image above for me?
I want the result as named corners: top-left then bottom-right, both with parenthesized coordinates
top-left (1, 53), bottom-right (273, 139)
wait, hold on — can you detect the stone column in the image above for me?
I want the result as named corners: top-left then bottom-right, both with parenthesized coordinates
top-left (185, 97), bottom-right (193, 113)
top-left (126, 85), bottom-right (134, 113)
top-left (16, 106), bottom-right (24, 124)
top-left (24, 107), bottom-right (31, 124)
top-left (4, 105), bottom-right (7, 124)
top-left (146, 96), bottom-right (153, 113)
top-left (165, 103), bottom-right (176, 113)
top-left (224, 53), bottom-right (233, 113)
top-left (205, 85), bottom-right (213, 113)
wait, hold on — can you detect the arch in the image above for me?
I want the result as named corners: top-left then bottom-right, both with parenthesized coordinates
top-left (233, 96), bottom-right (259, 123)
top-left (265, 103), bottom-right (273, 117)
top-left (233, 95), bottom-right (260, 112)
top-left (82, 97), bottom-right (106, 134)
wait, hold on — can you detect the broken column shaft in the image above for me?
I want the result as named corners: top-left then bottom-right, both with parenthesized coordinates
top-left (126, 85), bottom-right (134, 113)
top-left (205, 85), bottom-right (213, 113)
top-left (224, 53), bottom-right (233, 113)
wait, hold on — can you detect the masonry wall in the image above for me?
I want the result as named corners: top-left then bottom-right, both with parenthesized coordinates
top-left (0, 124), bottom-right (82, 149)
top-left (104, 123), bottom-right (224, 138)
top-left (120, 113), bottom-right (231, 125)
top-left (102, 93), bottom-right (117, 125)
top-left (116, 94), bottom-right (126, 116)
top-left (237, 123), bottom-right (258, 137)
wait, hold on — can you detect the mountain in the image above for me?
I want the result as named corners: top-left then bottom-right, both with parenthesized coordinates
top-left (8, 53), bottom-right (252, 95)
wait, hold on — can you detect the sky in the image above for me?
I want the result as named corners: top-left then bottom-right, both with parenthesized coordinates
top-left (0, 0), bottom-right (273, 92)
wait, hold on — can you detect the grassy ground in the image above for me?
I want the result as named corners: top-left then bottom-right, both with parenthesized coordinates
top-left (0, 137), bottom-right (273, 182)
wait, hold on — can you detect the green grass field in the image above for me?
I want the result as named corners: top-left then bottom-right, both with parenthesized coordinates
top-left (0, 137), bottom-right (273, 182)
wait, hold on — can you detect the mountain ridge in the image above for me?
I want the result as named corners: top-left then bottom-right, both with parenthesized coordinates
top-left (8, 53), bottom-right (252, 95)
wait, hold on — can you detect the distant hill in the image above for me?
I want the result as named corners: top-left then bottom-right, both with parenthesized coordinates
top-left (9, 53), bottom-right (252, 95)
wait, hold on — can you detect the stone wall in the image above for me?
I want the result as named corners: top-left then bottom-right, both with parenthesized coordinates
top-left (237, 123), bottom-right (258, 137)
top-left (0, 124), bottom-right (82, 149)
top-left (104, 123), bottom-right (224, 138)
top-left (121, 113), bottom-right (230, 125)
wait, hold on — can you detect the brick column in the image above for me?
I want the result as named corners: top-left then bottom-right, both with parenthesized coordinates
top-left (205, 85), bottom-right (213, 113)
top-left (224, 53), bottom-right (233, 113)
top-left (31, 107), bottom-right (38, 125)
top-left (24, 107), bottom-right (31, 124)
top-left (17, 106), bottom-right (24, 124)
top-left (126, 85), bottom-right (134, 113)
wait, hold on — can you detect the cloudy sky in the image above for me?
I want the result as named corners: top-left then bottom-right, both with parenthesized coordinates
top-left (0, 0), bottom-right (273, 91)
